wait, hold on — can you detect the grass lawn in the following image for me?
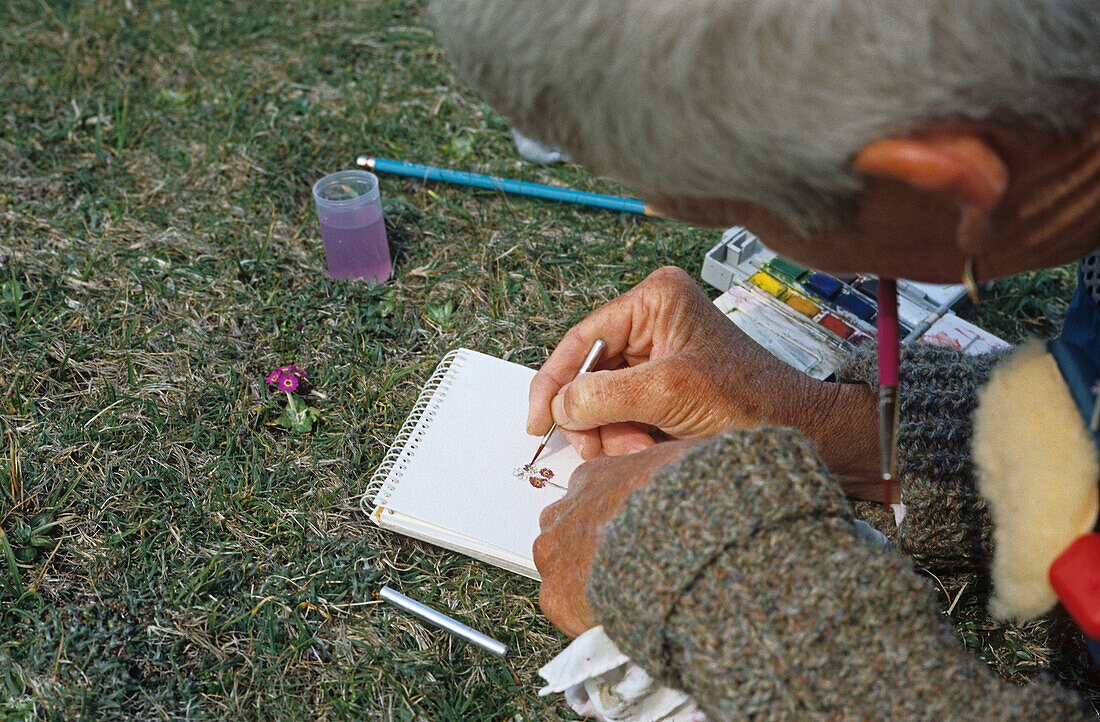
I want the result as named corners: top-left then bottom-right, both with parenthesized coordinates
top-left (1, 0), bottom-right (1097, 719)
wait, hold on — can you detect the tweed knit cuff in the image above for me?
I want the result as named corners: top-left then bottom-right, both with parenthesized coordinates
top-left (835, 343), bottom-right (1007, 570)
top-left (587, 426), bottom-right (1089, 719)
top-left (587, 427), bottom-right (851, 687)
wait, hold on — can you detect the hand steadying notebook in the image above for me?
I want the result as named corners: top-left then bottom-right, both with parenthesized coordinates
top-left (362, 349), bottom-right (585, 579)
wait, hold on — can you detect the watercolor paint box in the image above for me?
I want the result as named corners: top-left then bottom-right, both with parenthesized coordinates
top-left (701, 227), bottom-right (1010, 379)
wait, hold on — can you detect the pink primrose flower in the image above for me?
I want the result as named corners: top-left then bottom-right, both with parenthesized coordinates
top-left (267, 365), bottom-right (310, 390)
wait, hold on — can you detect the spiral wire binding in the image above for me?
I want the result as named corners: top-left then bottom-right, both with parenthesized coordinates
top-left (360, 349), bottom-right (467, 520)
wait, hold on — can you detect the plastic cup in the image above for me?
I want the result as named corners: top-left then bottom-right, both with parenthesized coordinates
top-left (312, 170), bottom-right (391, 282)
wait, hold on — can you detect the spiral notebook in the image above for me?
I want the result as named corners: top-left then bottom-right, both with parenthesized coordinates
top-left (362, 349), bottom-right (585, 580)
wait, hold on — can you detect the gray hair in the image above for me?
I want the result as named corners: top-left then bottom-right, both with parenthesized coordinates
top-left (430, 0), bottom-right (1100, 231)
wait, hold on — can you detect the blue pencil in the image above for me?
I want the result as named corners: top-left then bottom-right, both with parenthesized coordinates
top-left (356, 156), bottom-right (658, 217)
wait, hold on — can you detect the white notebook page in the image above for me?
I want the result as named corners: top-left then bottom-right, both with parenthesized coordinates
top-left (374, 349), bottom-right (585, 561)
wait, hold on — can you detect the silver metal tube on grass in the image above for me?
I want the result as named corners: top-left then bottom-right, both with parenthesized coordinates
top-left (379, 585), bottom-right (510, 657)
top-left (357, 156), bottom-right (659, 216)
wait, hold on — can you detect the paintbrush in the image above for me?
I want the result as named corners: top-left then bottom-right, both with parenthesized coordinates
top-left (529, 339), bottom-right (606, 466)
top-left (876, 278), bottom-right (900, 511)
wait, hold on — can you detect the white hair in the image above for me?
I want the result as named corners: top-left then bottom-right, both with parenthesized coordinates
top-left (430, 0), bottom-right (1100, 231)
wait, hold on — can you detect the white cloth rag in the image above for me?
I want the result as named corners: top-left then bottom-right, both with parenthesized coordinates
top-left (512, 129), bottom-right (571, 164)
top-left (538, 626), bottom-right (706, 721)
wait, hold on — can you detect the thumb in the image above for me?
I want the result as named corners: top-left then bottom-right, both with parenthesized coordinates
top-left (552, 364), bottom-right (674, 432)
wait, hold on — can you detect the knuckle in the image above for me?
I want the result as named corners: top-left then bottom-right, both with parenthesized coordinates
top-left (532, 533), bottom-right (550, 566)
top-left (538, 583), bottom-right (563, 623)
top-left (538, 502), bottom-right (562, 530)
top-left (559, 325), bottom-right (589, 351)
top-left (646, 265), bottom-right (689, 287)
top-left (563, 378), bottom-right (594, 420)
top-left (637, 267), bottom-right (702, 322)
top-left (529, 371), bottom-right (555, 399)
top-left (566, 462), bottom-right (589, 490)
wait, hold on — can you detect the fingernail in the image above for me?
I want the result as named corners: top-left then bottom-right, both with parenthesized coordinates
top-left (551, 387), bottom-right (573, 428)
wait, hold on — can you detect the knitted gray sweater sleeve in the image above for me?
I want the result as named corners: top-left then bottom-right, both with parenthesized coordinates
top-left (834, 343), bottom-right (1007, 570)
top-left (588, 428), bottom-right (1088, 720)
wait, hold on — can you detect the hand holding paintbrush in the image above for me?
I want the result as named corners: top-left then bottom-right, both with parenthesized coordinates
top-left (530, 339), bottom-right (606, 466)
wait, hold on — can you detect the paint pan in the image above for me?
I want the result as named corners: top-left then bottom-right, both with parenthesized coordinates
top-left (785, 294), bottom-right (820, 317)
top-left (805, 272), bottom-right (843, 301)
top-left (834, 291), bottom-right (877, 322)
top-left (766, 256), bottom-right (807, 283)
top-left (819, 313), bottom-right (854, 339)
top-left (748, 271), bottom-right (789, 299)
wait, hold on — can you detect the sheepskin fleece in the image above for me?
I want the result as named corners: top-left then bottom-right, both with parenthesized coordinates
top-left (973, 340), bottom-right (1099, 620)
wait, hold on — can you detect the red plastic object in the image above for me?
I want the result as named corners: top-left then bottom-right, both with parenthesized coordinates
top-left (1050, 532), bottom-right (1100, 639)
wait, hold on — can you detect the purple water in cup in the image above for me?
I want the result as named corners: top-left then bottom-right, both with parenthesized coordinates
top-left (312, 170), bottom-right (391, 282)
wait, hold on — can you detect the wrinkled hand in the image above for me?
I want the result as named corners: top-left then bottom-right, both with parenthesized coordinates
top-left (533, 439), bottom-right (702, 638)
top-left (527, 266), bottom-right (819, 458)
top-left (528, 266), bottom-right (881, 493)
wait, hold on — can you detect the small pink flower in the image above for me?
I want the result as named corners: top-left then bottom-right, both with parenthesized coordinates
top-left (529, 476), bottom-right (545, 489)
top-left (266, 364), bottom-right (310, 393)
top-left (540, 468), bottom-right (554, 479)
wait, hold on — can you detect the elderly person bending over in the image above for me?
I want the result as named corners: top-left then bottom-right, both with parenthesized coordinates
top-left (432, 1), bottom-right (1100, 718)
